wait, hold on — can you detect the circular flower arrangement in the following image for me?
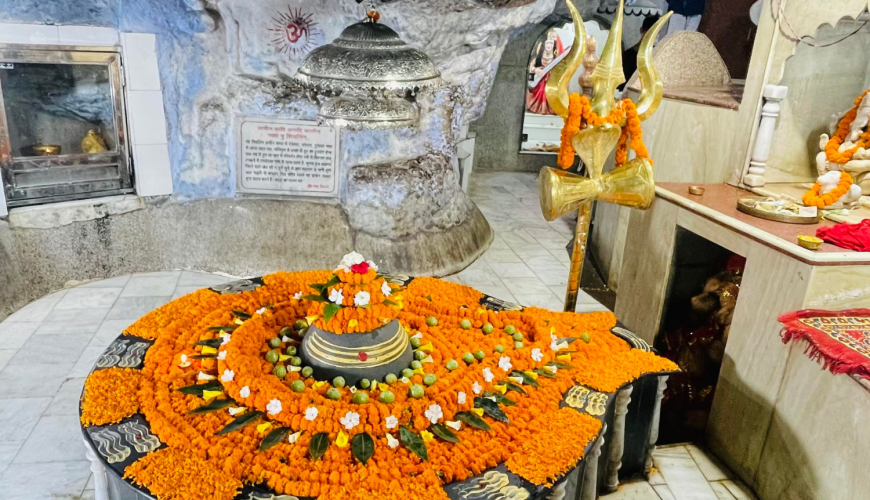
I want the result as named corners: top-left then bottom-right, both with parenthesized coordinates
top-left (80, 252), bottom-right (677, 500)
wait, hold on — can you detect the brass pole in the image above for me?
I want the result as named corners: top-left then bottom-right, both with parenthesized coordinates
top-left (564, 202), bottom-right (593, 312)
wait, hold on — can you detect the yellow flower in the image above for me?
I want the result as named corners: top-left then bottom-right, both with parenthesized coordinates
top-left (420, 430), bottom-right (434, 443)
top-left (202, 390), bottom-right (223, 400)
top-left (418, 342), bottom-right (433, 352)
top-left (378, 383), bottom-right (390, 392)
top-left (305, 315), bottom-right (319, 325)
top-left (524, 370), bottom-right (539, 380)
top-left (256, 422), bottom-right (272, 433)
top-left (348, 319), bottom-right (358, 329)
top-left (335, 430), bottom-right (349, 448)
top-left (201, 346), bottom-right (217, 355)
top-left (557, 353), bottom-right (572, 362)
top-left (312, 381), bottom-right (327, 390)
top-left (471, 408), bottom-right (484, 417)
top-left (492, 385), bottom-right (507, 395)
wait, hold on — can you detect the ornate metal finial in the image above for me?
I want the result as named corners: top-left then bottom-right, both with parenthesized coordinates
top-left (538, 0), bottom-right (672, 312)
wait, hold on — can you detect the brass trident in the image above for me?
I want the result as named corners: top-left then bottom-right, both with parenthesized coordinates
top-left (540, 0), bottom-right (671, 312)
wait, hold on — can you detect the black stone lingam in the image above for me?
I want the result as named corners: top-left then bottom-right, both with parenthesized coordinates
top-left (300, 319), bottom-right (413, 386)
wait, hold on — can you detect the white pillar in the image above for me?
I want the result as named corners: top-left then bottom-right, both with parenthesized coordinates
top-left (645, 376), bottom-right (669, 476)
top-left (744, 85), bottom-right (788, 187)
top-left (83, 436), bottom-right (110, 500)
top-left (581, 423), bottom-right (606, 500)
top-left (605, 385), bottom-right (634, 492)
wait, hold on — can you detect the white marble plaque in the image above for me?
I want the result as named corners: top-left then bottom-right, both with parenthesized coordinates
top-left (237, 118), bottom-right (339, 197)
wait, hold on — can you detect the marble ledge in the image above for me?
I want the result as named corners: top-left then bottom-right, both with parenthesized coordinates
top-left (655, 183), bottom-right (870, 266)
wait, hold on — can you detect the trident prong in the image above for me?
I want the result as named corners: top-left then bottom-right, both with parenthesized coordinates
top-left (540, 0), bottom-right (669, 312)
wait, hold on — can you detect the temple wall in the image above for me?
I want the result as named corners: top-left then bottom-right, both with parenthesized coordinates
top-left (0, 0), bottom-right (568, 319)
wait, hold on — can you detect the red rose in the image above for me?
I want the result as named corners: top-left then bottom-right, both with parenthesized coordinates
top-left (350, 262), bottom-right (370, 274)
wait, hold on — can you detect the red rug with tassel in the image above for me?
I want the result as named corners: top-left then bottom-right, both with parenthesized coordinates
top-left (779, 309), bottom-right (870, 380)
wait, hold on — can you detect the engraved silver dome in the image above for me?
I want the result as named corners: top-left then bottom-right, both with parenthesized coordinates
top-left (296, 20), bottom-right (441, 94)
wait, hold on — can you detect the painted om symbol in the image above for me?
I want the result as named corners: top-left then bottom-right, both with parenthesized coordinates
top-left (285, 21), bottom-right (308, 44)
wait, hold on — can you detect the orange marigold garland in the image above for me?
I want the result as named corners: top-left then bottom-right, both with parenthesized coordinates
top-left (125, 448), bottom-right (242, 500)
top-left (825, 89), bottom-right (870, 165)
top-left (81, 367), bottom-right (142, 426)
top-left (81, 251), bottom-right (678, 500)
top-left (802, 171), bottom-right (854, 208)
top-left (557, 93), bottom-right (649, 170)
top-left (505, 407), bottom-right (602, 486)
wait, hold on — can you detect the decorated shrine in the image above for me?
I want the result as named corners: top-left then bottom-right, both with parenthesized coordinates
top-left (2, 0), bottom-right (870, 500)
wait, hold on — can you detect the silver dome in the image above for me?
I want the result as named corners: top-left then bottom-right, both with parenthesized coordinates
top-left (296, 20), bottom-right (441, 94)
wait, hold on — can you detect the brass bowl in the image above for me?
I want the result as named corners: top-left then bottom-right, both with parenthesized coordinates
top-left (23, 144), bottom-right (61, 156)
top-left (736, 197), bottom-right (820, 224)
top-left (797, 235), bottom-right (823, 250)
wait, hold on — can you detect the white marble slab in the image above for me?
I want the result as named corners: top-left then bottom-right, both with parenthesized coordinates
top-left (652, 446), bottom-right (719, 500)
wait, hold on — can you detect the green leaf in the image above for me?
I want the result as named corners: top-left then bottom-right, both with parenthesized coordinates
top-left (177, 380), bottom-right (222, 396)
top-left (325, 275), bottom-right (341, 287)
top-left (187, 398), bottom-right (234, 415)
top-left (483, 392), bottom-right (517, 406)
top-left (259, 427), bottom-right (292, 452)
top-left (455, 412), bottom-right (492, 431)
top-left (512, 371), bottom-right (540, 388)
top-left (216, 411), bottom-right (263, 435)
top-left (191, 354), bottom-right (217, 360)
top-left (232, 309), bottom-right (252, 319)
top-left (557, 337), bottom-right (579, 345)
top-left (399, 426), bottom-right (428, 462)
top-left (310, 283), bottom-right (327, 293)
top-left (429, 424), bottom-right (460, 443)
top-left (547, 361), bottom-right (574, 370)
top-left (474, 397), bottom-right (509, 424)
top-left (351, 433), bottom-right (375, 464)
top-left (303, 294), bottom-right (327, 303)
top-left (532, 368), bottom-right (557, 378)
top-left (382, 299), bottom-right (397, 307)
top-left (501, 381), bottom-right (526, 395)
top-left (309, 432), bottom-right (330, 460)
top-left (323, 303), bottom-right (342, 323)
top-left (195, 338), bottom-right (223, 348)
top-left (207, 325), bottom-right (237, 332)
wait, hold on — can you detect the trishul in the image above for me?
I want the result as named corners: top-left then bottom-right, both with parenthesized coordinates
top-left (539, 0), bottom-right (671, 312)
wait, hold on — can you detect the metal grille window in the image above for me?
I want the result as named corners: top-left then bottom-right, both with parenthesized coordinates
top-left (0, 45), bottom-right (132, 208)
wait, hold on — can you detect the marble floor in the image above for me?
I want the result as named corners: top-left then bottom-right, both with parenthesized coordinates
top-left (0, 171), bottom-right (756, 499)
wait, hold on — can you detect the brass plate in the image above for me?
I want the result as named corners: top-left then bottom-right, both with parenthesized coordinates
top-left (736, 197), bottom-right (820, 225)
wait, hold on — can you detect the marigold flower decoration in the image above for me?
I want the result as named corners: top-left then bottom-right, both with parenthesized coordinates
top-left (94, 251), bottom-right (677, 500)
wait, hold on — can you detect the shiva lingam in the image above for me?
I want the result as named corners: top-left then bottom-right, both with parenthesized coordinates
top-left (539, 0), bottom-right (671, 311)
top-left (297, 252), bottom-right (413, 386)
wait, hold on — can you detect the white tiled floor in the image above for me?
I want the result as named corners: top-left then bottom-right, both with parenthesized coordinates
top-left (0, 172), bottom-right (757, 499)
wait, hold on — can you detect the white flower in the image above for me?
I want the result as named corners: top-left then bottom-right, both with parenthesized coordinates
top-left (482, 367), bottom-right (495, 383)
top-left (305, 407), bottom-right (319, 421)
top-left (400, 376), bottom-right (410, 384)
top-left (220, 370), bottom-right (235, 382)
top-left (531, 348), bottom-right (543, 363)
top-left (354, 291), bottom-right (371, 306)
top-left (385, 415), bottom-right (398, 429)
top-left (256, 307), bottom-right (267, 315)
top-left (197, 371), bottom-right (215, 381)
top-left (328, 288), bottom-right (344, 304)
top-left (340, 411), bottom-right (361, 430)
top-left (381, 281), bottom-right (392, 297)
top-left (288, 431), bottom-right (302, 444)
top-left (228, 407), bottom-right (246, 416)
top-left (217, 351), bottom-right (227, 360)
top-left (221, 334), bottom-right (232, 346)
top-left (349, 386), bottom-right (357, 394)
top-left (239, 386), bottom-right (250, 398)
top-left (472, 381), bottom-right (483, 394)
top-left (424, 404), bottom-right (443, 424)
top-left (336, 251), bottom-right (366, 272)
top-left (293, 292), bottom-right (303, 300)
top-left (386, 433), bottom-right (400, 449)
top-left (366, 260), bottom-right (379, 272)
top-left (498, 356), bottom-right (513, 373)
top-left (266, 399), bottom-right (282, 415)
top-left (550, 340), bottom-right (560, 352)
top-left (509, 376), bottom-right (524, 385)
top-left (282, 335), bottom-right (292, 343)
top-left (445, 420), bottom-right (462, 431)
top-left (457, 391), bottom-right (467, 405)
